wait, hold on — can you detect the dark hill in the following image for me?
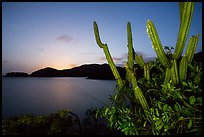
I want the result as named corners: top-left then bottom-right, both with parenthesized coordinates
top-left (29, 64), bottom-right (126, 80)
top-left (5, 72), bottom-right (29, 77)
top-left (61, 64), bottom-right (125, 79)
top-left (31, 67), bottom-right (61, 77)
top-left (193, 51), bottom-right (202, 63)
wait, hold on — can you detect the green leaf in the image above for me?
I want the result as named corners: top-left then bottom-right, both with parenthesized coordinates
top-left (155, 120), bottom-right (162, 127)
top-left (196, 97), bottom-right (202, 104)
top-left (156, 108), bottom-right (160, 117)
top-left (194, 72), bottom-right (201, 84)
top-left (157, 123), bottom-right (164, 130)
top-left (189, 96), bottom-right (196, 105)
top-left (188, 119), bottom-right (192, 129)
top-left (164, 124), bottom-right (169, 132)
top-left (178, 117), bottom-right (184, 121)
top-left (104, 108), bottom-right (109, 116)
top-left (174, 103), bottom-right (179, 111)
top-left (157, 101), bottom-right (162, 110)
top-left (143, 121), bottom-right (147, 127)
top-left (163, 104), bottom-right (170, 112)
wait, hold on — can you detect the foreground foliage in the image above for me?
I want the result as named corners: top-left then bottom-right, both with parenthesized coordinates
top-left (2, 108), bottom-right (122, 135)
top-left (94, 2), bottom-right (202, 135)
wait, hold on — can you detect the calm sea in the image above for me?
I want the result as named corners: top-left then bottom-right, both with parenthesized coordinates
top-left (2, 77), bottom-right (117, 119)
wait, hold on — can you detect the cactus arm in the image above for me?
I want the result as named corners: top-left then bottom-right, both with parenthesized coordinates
top-left (103, 44), bottom-right (124, 88)
top-left (93, 21), bottom-right (105, 48)
top-left (185, 34), bottom-right (199, 63)
top-left (126, 22), bottom-right (134, 81)
top-left (179, 2), bottom-right (185, 22)
top-left (93, 21), bottom-right (123, 89)
top-left (146, 20), bottom-right (171, 68)
top-left (173, 2), bottom-right (194, 59)
top-left (127, 22), bottom-right (134, 69)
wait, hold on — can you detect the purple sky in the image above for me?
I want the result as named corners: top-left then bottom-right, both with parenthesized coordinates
top-left (2, 2), bottom-right (202, 75)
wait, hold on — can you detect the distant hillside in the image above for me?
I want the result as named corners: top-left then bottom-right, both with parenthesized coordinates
top-left (5, 72), bottom-right (29, 77)
top-left (30, 67), bottom-right (61, 77)
top-left (193, 51), bottom-right (202, 63)
top-left (4, 51), bottom-right (201, 79)
top-left (30, 64), bottom-right (126, 80)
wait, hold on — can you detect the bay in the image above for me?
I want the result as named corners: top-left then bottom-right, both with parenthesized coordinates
top-left (2, 77), bottom-right (117, 120)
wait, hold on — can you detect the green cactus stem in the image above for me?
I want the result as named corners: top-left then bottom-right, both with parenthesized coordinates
top-left (144, 64), bottom-right (150, 81)
top-left (173, 2), bottom-right (194, 59)
top-left (163, 68), bottom-right (171, 85)
top-left (134, 51), bottom-right (145, 67)
top-left (171, 59), bottom-right (179, 84)
top-left (93, 21), bottom-right (105, 48)
top-left (184, 34), bottom-right (199, 63)
top-left (126, 67), bottom-right (150, 112)
top-left (179, 55), bottom-right (188, 83)
top-left (126, 22), bottom-right (134, 82)
top-left (93, 21), bottom-right (124, 89)
top-left (146, 20), bottom-right (171, 68)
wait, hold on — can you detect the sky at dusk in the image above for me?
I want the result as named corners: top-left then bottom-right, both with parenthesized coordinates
top-left (2, 2), bottom-right (202, 75)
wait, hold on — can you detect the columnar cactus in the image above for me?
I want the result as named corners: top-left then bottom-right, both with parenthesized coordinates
top-left (173, 2), bottom-right (194, 59)
top-left (94, 21), bottom-right (150, 113)
top-left (93, 2), bottom-right (199, 134)
top-left (146, 2), bottom-right (198, 86)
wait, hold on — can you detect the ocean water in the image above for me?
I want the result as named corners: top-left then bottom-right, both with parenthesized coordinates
top-left (2, 77), bottom-right (117, 120)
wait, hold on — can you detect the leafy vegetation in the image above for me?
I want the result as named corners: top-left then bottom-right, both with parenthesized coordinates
top-left (93, 2), bottom-right (202, 135)
top-left (2, 108), bottom-right (121, 135)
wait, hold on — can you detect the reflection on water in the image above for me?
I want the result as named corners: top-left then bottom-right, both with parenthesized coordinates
top-left (2, 77), bottom-right (116, 119)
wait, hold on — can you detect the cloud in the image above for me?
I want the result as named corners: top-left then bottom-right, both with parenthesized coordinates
top-left (98, 54), bottom-right (127, 62)
top-left (3, 60), bottom-right (8, 64)
top-left (55, 34), bottom-right (74, 43)
top-left (98, 51), bottom-right (156, 65)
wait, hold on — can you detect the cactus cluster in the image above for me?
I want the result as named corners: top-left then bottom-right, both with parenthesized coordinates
top-left (93, 2), bottom-right (200, 135)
